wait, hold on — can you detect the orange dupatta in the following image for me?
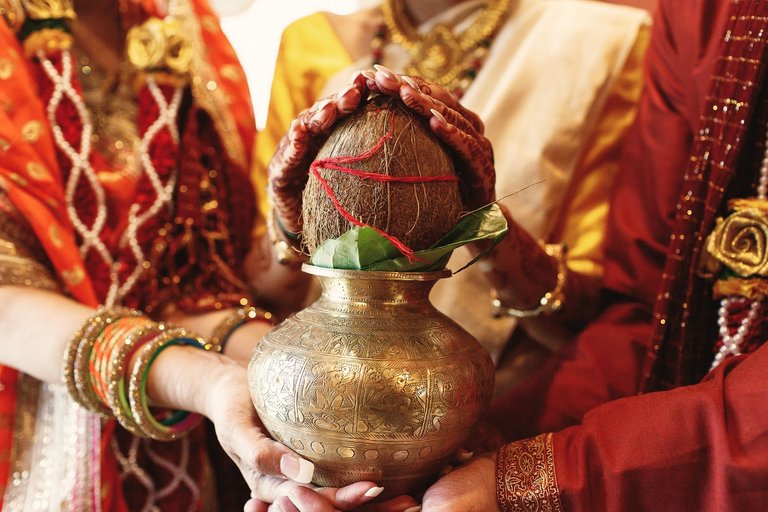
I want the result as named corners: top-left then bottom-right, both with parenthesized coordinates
top-left (0, 0), bottom-right (256, 506)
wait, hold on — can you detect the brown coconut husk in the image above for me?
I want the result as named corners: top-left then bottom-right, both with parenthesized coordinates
top-left (302, 95), bottom-right (463, 255)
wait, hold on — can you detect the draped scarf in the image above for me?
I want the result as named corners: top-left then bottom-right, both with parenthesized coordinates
top-left (644, 0), bottom-right (768, 390)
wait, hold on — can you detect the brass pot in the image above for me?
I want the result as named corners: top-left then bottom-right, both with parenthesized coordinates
top-left (248, 264), bottom-right (494, 498)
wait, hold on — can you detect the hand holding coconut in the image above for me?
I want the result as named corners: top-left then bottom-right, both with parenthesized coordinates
top-left (267, 66), bottom-right (496, 240)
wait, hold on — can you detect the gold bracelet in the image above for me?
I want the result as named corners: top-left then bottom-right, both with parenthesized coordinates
top-left (491, 243), bottom-right (567, 318)
top-left (267, 208), bottom-right (307, 265)
top-left (208, 306), bottom-right (274, 353)
top-left (63, 306), bottom-right (142, 416)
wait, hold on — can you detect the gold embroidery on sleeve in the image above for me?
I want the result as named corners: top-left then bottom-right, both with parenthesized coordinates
top-left (496, 433), bottom-right (563, 512)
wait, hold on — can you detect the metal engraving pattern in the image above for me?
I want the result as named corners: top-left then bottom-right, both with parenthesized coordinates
top-left (249, 266), bottom-right (495, 498)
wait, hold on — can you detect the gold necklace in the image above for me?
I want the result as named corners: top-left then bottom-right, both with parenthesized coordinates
top-left (381, 0), bottom-right (509, 93)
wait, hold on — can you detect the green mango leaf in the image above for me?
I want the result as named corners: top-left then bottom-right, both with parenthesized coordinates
top-left (309, 203), bottom-right (508, 272)
top-left (310, 226), bottom-right (403, 269)
top-left (365, 203), bottom-right (509, 272)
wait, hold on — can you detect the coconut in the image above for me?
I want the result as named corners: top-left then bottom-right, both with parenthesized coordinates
top-left (301, 95), bottom-right (463, 255)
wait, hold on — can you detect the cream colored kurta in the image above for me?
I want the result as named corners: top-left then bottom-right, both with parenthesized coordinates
top-left (255, 0), bottom-right (650, 365)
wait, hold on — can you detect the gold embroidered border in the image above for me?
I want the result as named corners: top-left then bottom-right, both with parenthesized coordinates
top-left (3, 373), bottom-right (41, 508)
top-left (177, 0), bottom-right (247, 169)
top-left (0, 192), bottom-right (59, 291)
top-left (0, 253), bottom-right (58, 290)
top-left (496, 433), bottom-right (563, 512)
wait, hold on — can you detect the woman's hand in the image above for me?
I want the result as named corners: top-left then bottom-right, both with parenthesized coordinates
top-left (202, 363), bottom-right (319, 495)
top-left (366, 65), bottom-right (495, 211)
top-left (268, 74), bottom-right (369, 233)
top-left (267, 66), bottom-right (496, 237)
top-left (202, 361), bottom-right (416, 511)
top-left (244, 482), bottom-right (418, 512)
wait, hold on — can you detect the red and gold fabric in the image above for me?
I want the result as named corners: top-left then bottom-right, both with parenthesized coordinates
top-left (491, 0), bottom-right (768, 508)
top-left (0, 0), bottom-right (256, 508)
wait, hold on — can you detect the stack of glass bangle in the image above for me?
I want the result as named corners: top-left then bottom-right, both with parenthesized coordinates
top-left (62, 307), bottom-right (207, 441)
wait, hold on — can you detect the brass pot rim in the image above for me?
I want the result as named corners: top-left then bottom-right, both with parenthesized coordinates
top-left (302, 264), bottom-right (452, 282)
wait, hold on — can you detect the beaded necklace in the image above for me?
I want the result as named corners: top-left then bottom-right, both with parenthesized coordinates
top-left (374, 0), bottom-right (509, 98)
top-left (708, 124), bottom-right (768, 370)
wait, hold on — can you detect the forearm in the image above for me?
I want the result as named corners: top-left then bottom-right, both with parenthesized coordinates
top-left (476, 214), bottom-right (602, 351)
top-left (167, 308), bottom-right (273, 364)
top-left (0, 285), bottom-right (92, 384)
top-left (538, 346), bottom-right (768, 511)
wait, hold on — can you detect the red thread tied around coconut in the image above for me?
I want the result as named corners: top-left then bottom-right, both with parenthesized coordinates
top-left (309, 112), bottom-right (458, 262)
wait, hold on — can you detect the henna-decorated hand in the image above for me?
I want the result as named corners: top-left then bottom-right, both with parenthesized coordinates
top-left (366, 65), bottom-right (496, 210)
top-left (267, 74), bottom-right (369, 233)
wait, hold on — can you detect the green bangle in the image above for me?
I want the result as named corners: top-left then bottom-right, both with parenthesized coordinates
top-left (106, 323), bottom-right (164, 437)
top-left (127, 327), bottom-right (206, 441)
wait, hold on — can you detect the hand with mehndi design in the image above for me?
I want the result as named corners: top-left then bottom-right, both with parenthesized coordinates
top-left (366, 64), bottom-right (496, 211)
top-left (267, 73), bottom-right (369, 234)
top-left (266, 67), bottom-right (497, 239)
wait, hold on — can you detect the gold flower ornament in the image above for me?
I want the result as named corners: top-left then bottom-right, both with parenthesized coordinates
top-left (127, 17), bottom-right (192, 74)
top-left (0, 0), bottom-right (25, 31)
top-left (705, 198), bottom-right (768, 277)
top-left (21, 0), bottom-right (74, 20)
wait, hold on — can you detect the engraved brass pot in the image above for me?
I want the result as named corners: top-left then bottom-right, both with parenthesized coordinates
top-left (248, 264), bottom-right (495, 498)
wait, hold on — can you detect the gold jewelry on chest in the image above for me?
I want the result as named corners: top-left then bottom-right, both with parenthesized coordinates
top-left (381, 0), bottom-right (509, 91)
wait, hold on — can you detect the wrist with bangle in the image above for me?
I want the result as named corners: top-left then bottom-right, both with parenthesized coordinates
top-left (208, 305), bottom-right (274, 354)
top-left (63, 307), bottom-right (213, 441)
top-left (266, 207), bottom-right (307, 265)
top-left (491, 242), bottom-right (567, 319)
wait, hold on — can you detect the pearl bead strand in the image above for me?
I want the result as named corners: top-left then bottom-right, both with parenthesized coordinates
top-left (39, 50), bottom-right (113, 271)
top-left (711, 119), bottom-right (768, 369)
top-left (107, 77), bottom-right (182, 306)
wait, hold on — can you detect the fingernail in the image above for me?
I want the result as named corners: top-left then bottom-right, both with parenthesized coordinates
top-left (374, 64), bottom-right (399, 82)
top-left (280, 454), bottom-right (315, 484)
top-left (313, 98), bottom-right (333, 113)
top-left (430, 108), bottom-right (448, 125)
top-left (404, 507), bottom-right (422, 512)
top-left (457, 449), bottom-right (473, 461)
top-left (361, 69), bottom-right (376, 80)
top-left (349, 70), bottom-right (363, 83)
top-left (401, 76), bottom-right (421, 92)
top-left (364, 486), bottom-right (384, 498)
top-left (336, 84), bottom-right (357, 101)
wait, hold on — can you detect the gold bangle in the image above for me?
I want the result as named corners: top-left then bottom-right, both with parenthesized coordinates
top-left (208, 306), bottom-right (274, 353)
top-left (267, 209), bottom-right (306, 265)
top-left (105, 323), bottom-right (164, 437)
top-left (63, 306), bottom-right (142, 416)
top-left (491, 243), bottom-right (567, 318)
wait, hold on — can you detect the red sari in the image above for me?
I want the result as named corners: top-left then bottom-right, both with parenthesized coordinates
top-left (492, 0), bottom-right (768, 509)
top-left (0, 0), bottom-right (257, 509)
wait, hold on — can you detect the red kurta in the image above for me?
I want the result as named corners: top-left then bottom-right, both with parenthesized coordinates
top-left (492, 0), bottom-right (768, 509)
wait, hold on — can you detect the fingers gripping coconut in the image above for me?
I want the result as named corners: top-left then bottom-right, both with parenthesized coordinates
top-left (267, 69), bottom-right (496, 254)
top-left (302, 94), bottom-right (463, 257)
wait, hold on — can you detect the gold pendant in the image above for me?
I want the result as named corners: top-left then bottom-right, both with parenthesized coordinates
top-left (408, 24), bottom-right (464, 87)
